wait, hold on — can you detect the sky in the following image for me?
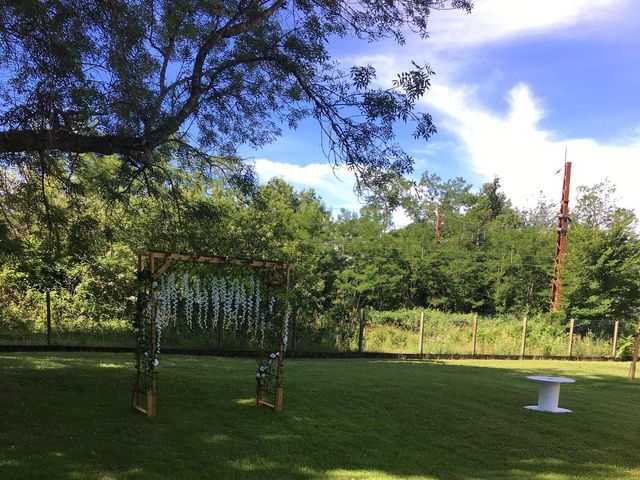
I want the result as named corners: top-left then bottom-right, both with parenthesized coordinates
top-left (241, 0), bottom-right (640, 226)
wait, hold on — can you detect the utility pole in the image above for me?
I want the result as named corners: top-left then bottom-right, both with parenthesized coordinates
top-left (435, 211), bottom-right (442, 243)
top-left (550, 159), bottom-right (572, 312)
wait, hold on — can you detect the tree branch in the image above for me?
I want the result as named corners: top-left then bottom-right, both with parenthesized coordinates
top-left (147, 0), bottom-right (286, 145)
top-left (0, 130), bottom-right (146, 155)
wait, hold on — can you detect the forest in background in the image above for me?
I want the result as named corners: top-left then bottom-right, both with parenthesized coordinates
top-left (1, 152), bottom-right (639, 353)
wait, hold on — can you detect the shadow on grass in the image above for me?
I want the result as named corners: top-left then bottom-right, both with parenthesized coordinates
top-left (0, 354), bottom-right (639, 480)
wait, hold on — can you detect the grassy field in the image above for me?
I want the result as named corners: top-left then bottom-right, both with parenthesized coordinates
top-left (0, 353), bottom-right (639, 480)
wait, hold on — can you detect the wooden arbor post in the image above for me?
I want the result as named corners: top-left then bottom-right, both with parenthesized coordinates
top-left (132, 252), bottom-right (161, 417)
top-left (132, 250), bottom-right (294, 418)
top-left (275, 266), bottom-right (292, 412)
top-left (257, 264), bottom-right (292, 413)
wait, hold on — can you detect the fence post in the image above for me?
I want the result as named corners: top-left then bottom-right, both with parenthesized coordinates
top-left (357, 308), bottom-right (365, 354)
top-left (471, 313), bottom-right (478, 357)
top-left (629, 329), bottom-right (640, 380)
top-left (611, 320), bottom-right (619, 359)
top-left (418, 310), bottom-right (425, 356)
top-left (520, 315), bottom-right (528, 359)
top-left (567, 318), bottom-right (575, 358)
top-left (46, 290), bottom-right (52, 346)
top-left (291, 308), bottom-right (297, 355)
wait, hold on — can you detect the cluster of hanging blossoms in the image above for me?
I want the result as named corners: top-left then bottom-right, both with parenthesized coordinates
top-left (153, 271), bottom-right (282, 351)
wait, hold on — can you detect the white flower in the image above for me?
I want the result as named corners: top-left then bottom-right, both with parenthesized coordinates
top-left (270, 353), bottom-right (276, 359)
top-left (256, 373), bottom-right (261, 379)
top-left (153, 359), bottom-right (159, 367)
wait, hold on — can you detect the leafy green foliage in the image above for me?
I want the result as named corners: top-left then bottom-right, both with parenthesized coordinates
top-left (561, 215), bottom-right (640, 334)
top-left (559, 180), bottom-right (640, 335)
top-left (0, 0), bottom-right (472, 192)
top-left (615, 334), bottom-right (637, 360)
top-left (2, 155), bottom-right (639, 348)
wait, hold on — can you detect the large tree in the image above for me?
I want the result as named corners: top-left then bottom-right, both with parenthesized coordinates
top-left (0, 0), bottom-right (471, 190)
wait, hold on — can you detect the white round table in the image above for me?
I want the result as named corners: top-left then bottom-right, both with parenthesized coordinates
top-left (524, 375), bottom-right (575, 413)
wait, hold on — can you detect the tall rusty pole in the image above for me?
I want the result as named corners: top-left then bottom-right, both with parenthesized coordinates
top-left (550, 160), bottom-right (572, 311)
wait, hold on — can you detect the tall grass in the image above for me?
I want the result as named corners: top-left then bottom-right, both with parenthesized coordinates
top-left (1, 304), bottom-right (617, 357)
top-left (360, 308), bottom-right (614, 357)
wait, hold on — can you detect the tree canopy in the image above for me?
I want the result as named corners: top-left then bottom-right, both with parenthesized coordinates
top-left (2, 152), bottom-right (639, 342)
top-left (0, 0), bottom-right (471, 190)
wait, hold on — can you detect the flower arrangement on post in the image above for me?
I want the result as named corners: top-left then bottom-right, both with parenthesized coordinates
top-left (138, 297), bottom-right (155, 374)
top-left (256, 351), bottom-right (279, 390)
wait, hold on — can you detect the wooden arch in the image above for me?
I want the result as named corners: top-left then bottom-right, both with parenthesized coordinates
top-left (132, 250), bottom-right (294, 417)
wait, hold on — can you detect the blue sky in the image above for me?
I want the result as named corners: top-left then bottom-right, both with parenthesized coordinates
top-left (240, 0), bottom-right (640, 225)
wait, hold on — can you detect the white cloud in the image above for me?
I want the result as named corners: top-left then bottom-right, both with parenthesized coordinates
top-left (253, 158), bottom-right (361, 212)
top-left (252, 84), bottom-right (640, 226)
top-left (427, 0), bottom-right (624, 47)
top-left (421, 82), bottom-right (640, 214)
top-left (348, 0), bottom-right (639, 215)
top-left (346, 0), bottom-right (628, 82)
top-left (392, 207), bottom-right (413, 229)
top-left (252, 0), bottom-right (636, 227)
top-left (253, 158), bottom-right (416, 228)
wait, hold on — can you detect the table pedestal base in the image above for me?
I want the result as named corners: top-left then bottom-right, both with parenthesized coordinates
top-left (524, 379), bottom-right (572, 413)
top-left (524, 405), bottom-right (572, 414)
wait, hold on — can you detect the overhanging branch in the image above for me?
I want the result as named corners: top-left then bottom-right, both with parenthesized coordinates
top-left (0, 130), bottom-right (147, 155)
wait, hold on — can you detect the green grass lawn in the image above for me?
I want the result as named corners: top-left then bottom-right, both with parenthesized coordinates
top-left (0, 354), bottom-right (638, 480)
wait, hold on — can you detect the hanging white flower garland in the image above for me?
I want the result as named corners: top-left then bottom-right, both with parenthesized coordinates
top-left (246, 275), bottom-right (255, 336)
top-left (211, 276), bottom-right (220, 332)
top-left (194, 276), bottom-right (203, 329)
top-left (163, 273), bottom-right (178, 327)
top-left (182, 273), bottom-right (193, 329)
top-left (146, 270), bottom-right (290, 374)
top-left (283, 306), bottom-right (290, 349)
top-left (222, 277), bottom-right (232, 330)
top-left (253, 275), bottom-right (261, 339)
top-left (232, 277), bottom-right (241, 331)
top-left (155, 281), bottom-right (163, 366)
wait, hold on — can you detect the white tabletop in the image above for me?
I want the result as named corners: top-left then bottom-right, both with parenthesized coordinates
top-left (527, 375), bottom-right (575, 384)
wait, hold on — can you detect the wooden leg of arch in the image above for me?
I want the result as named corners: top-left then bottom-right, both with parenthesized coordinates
top-left (132, 388), bottom-right (145, 415)
top-left (147, 389), bottom-right (156, 417)
top-left (132, 348), bottom-right (156, 417)
top-left (132, 348), bottom-right (147, 415)
top-left (274, 387), bottom-right (283, 413)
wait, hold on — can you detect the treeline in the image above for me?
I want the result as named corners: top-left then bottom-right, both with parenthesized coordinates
top-left (1, 154), bottom-right (639, 344)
